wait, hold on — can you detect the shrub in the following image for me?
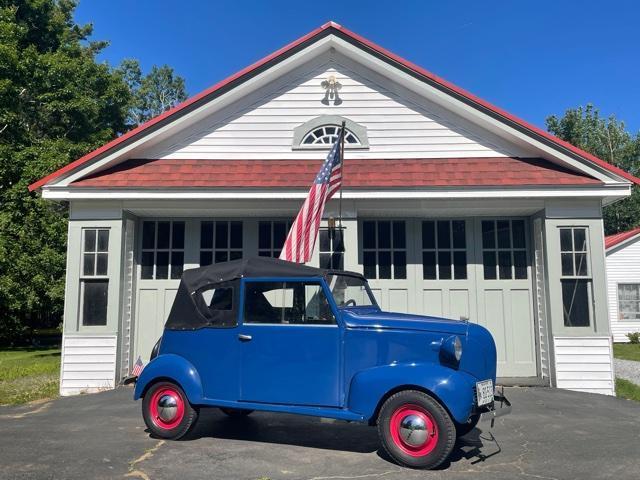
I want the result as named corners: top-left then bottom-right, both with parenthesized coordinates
top-left (627, 332), bottom-right (640, 344)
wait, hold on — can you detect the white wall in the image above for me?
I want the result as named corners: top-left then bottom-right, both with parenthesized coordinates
top-left (553, 336), bottom-right (615, 395)
top-left (60, 335), bottom-right (117, 396)
top-left (606, 238), bottom-right (640, 342)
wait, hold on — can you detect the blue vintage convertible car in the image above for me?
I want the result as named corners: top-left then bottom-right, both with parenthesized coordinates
top-left (134, 256), bottom-right (510, 469)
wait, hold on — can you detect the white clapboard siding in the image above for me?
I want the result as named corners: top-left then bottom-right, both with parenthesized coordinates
top-left (553, 337), bottom-right (615, 396)
top-left (60, 335), bottom-right (117, 396)
top-left (605, 238), bottom-right (640, 342)
top-left (143, 60), bottom-right (529, 160)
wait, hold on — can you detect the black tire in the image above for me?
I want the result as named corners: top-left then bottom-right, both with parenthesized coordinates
top-left (220, 407), bottom-right (254, 417)
top-left (455, 413), bottom-right (481, 437)
top-left (377, 390), bottom-right (456, 469)
top-left (142, 381), bottom-right (198, 440)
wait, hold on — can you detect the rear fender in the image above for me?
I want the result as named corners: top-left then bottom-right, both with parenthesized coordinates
top-left (347, 362), bottom-right (476, 424)
top-left (133, 354), bottom-right (203, 403)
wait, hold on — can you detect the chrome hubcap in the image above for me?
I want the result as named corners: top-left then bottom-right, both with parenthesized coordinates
top-left (157, 394), bottom-right (178, 422)
top-left (399, 414), bottom-right (428, 447)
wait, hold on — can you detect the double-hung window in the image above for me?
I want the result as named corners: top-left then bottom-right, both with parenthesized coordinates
top-left (560, 227), bottom-right (592, 327)
top-left (618, 284), bottom-right (640, 320)
top-left (80, 228), bottom-right (109, 326)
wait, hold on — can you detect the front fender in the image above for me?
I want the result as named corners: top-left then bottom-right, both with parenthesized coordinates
top-left (133, 354), bottom-right (203, 403)
top-left (347, 362), bottom-right (476, 424)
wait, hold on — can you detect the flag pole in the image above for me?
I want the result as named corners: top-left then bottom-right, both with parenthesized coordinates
top-left (338, 120), bottom-right (346, 229)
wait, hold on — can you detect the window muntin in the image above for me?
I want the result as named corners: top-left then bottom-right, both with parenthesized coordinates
top-left (618, 284), bottom-right (640, 320)
top-left (422, 220), bottom-right (467, 280)
top-left (80, 228), bottom-right (109, 326)
top-left (481, 220), bottom-right (527, 280)
top-left (319, 227), bottom-right (345, 270)
top-left (559, 227), bottom-right (592, 327)
top-left (258, 220), bottom-right (292, 258)
top-left (200, 221), bottom-right (242, 266)
top-left (243, 281), bottom-right (335, 325)
top-left (301, 126), bottom-right (360, 146)
top-left (327, 274), bottom-right (375, 307)
top-left (141, 221), bottom-right (185, 280)
top-left (362, 220), bottom-right (407, 280)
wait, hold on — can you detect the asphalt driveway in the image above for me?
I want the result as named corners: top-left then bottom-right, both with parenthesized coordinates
top-left (1, 386), bottom-right (639, 480)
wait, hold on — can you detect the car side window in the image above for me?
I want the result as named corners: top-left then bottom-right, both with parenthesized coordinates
top-left (192, 284), bottom-right (236, 326)
top-left (244, 281), bottom-right (336, 325)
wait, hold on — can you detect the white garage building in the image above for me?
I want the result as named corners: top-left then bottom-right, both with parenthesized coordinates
top-left (31, 22), bottom-right (636, 396)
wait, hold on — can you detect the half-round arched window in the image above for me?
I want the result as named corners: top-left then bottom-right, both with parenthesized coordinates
top-left (293, 115), bottom-right (369, 150)
top-left (301, 125), bottom-right (361, 146)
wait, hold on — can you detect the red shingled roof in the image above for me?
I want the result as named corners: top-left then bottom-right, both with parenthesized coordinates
top-left (29, 22), bottom-right (640, 192)
top-left (605, 227), bottom-right (640, 250)
top-left (71, 157), bottom-right (601, 189)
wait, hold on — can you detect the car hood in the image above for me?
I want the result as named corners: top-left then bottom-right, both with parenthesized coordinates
top-left (340, 308), bottom-right (468, 335)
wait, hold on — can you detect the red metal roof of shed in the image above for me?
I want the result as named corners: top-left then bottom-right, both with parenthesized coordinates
top-left (71, 157), bottom-right (601, 189)
top-left (605, 227), bottom-right (640, 250)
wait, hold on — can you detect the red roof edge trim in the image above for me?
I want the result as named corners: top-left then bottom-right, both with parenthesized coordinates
top-left (605, 226), bottom-right (640, 250)
top-left (29, 21), bottom-right (640, 192)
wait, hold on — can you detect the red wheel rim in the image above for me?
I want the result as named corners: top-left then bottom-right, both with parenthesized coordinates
top-left (389, 404), bottom-right (439, 457)
top-left (149, 387), bottom-right (185, 430)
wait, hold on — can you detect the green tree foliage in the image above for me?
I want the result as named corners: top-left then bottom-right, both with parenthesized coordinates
top-left (0, 0), bottom-right (130, 343)
top-left (546, 104), bottom-right (640, 235)
top-left (116, 59), bottom-right (187, 127)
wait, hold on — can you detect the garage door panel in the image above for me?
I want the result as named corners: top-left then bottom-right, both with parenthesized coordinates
top-left (482, 289), bottom-right (508, 365)
top-left (511, 288), bottom-right (535, 365)
top-left (449, 289), bottom-right (470, 320)
top-left (389, 289), bottom-right (409, 313)
top-left (136, 289), bottom-right (158, 362)
top-left (423, 289), bottom-right (443, 317)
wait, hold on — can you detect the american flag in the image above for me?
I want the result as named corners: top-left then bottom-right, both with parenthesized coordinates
top-left (280, 127), bottom-right (343, 263)
top-left (131, 356), bottom-right (144, 377)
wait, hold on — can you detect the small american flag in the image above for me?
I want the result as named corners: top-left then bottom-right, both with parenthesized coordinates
top-left (131, 356), bottom-right (144, 377)
top-left (280, 127), bottom-right (343, 263)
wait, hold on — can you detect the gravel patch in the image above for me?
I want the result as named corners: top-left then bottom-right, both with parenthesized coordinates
top-left (615, 358), bottom-right (640, 384)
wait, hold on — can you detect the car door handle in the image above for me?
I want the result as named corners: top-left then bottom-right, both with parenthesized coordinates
top-left (238, 334), bottom-right (252, 342)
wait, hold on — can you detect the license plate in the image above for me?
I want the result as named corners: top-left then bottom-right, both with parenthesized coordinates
top-left (476, 379), bottom-right (494, 406)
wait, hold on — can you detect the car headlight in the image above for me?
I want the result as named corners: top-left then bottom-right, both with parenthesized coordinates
top-left (440, 335), bottom-right (463, 367)
top-left (453, 336), bottom-right (463, 362)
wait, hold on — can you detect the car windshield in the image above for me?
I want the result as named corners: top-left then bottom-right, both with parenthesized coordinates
top-left (326, 274), bottom-right (376, 308)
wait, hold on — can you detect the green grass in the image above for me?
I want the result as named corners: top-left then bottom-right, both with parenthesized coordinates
top-left (0, 348), bottom-right (61, 405)
top-left (613, 343), bottom-right (640, 362)
top-left (616, 377), bottom-right (640, 403)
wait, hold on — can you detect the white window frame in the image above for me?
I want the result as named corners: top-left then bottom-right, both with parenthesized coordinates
top-left (361, 220), bottom-right (407, 280)
top-left (559, 226), bottom-right (593, 328)
top-left (421, 220), bottom-right (468, 280)
top-left (481, 219), bottom-right (528, 280)
top-left (79, 228), bottom-right (110, 327)
top-left (199, 220), bottom-right (243, 266)
top-left (319, 226), bottom-right (345, 270)
top-left (140, 220), bottom-right (185, 280)
top-left (617, 283), bottom-right (640, 321)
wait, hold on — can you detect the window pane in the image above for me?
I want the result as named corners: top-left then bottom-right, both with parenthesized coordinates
top-left (393, 221), bottom-right (406, 248)
top-left (170, 252), bottom-right (184, 279)
top-left (423, 252), bottom-right (436, 279)
top-left (452, 221), bottom-right (466, 249)
top-left (96, 253), bottom-right (108, 276)
top-left (378, 222), bottom-right (391, 249)
top-left (560, 228), bottom-right (573, 252)
top-left (562, 279), bottom-right (591, 327)
top-left (561, 253), bottom-right (574, 276)
top-left (378, 251), bottom-right (391, 279)
top-left (258, 222), bottom-right (271, 249)
top-left (157, 222), bottom-right (170, 249)
top-left (333, 229), bottom-right (345, 252)
top-left (83, 254), bottom-right (95, 276)
top-left (482, 221), bottom-right (495, 249)
top-left (215, 251), bottom-right (228, 263)
top-left (319, 230), bottom-right (330, 252)
top-left (422, 221), bottom-right (435, 249)
top-left (514, 251), bottom-right (527, 279)
top-left (438, 251), bottom-right (451, 279)
top-left (142, 222), bottom-right (155, 249)
top-left (320, 253), bottom-right (331, 269)
top-left (230, 250), bottom-right (242, 261)
top-left (215, 222), bottom-right (228, 249)
top-left (574, 228), bottom-right (587, 252)
top-left (453, 251), bottom-right (467, 279)
top-left (230, 222), bottom-right (242, 249)
top-left (244, 282), bottom-right (286, 324)
top-left (97, 230), bottom-right (109, 252)
top-left (172, 222), bottom-right (185, 249)
top-left (512, 220), bottom-right (525, 249)
top-left (363, 221), bottom-right (376, 249)
top-left (363, 251), bottom-right (376, 279)
top-left (156, 252), bottom-right (169, 279)
top-left (82, 280), bottom-right (108, 326)
top-left (497, 220), bottom-right (511, 248)
top-left (332, 252), bottom-right (344, 270)
top-left (200, 251), bottom-right (212, 266)
top-left (84, 229), bottom-right (96, 252)
top-left (575, 253), bottom-right (588, 276)
top-left (273, 222), bottom-right (287, 250)
top-left (437, 221), bottom-right (450, 249)
top-left (393, 251), bottom-right (406, 279)
top-left (619, 284), bottom-right (640, 300)
top-left (483, 251), bottom-right (497, 279)
top-left (498, 251), bottom-right (512, 279)
top-left (141, 252), bottom-right (154, 279)
top-left (201, 222), bottom-right (213, 249)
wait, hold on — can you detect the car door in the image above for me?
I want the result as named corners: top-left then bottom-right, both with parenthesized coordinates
top-left (238, 279), bottom-right (342, 407)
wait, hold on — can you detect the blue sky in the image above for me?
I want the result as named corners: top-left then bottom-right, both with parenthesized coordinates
top-left (75, 0), bottom-right (640, 132)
